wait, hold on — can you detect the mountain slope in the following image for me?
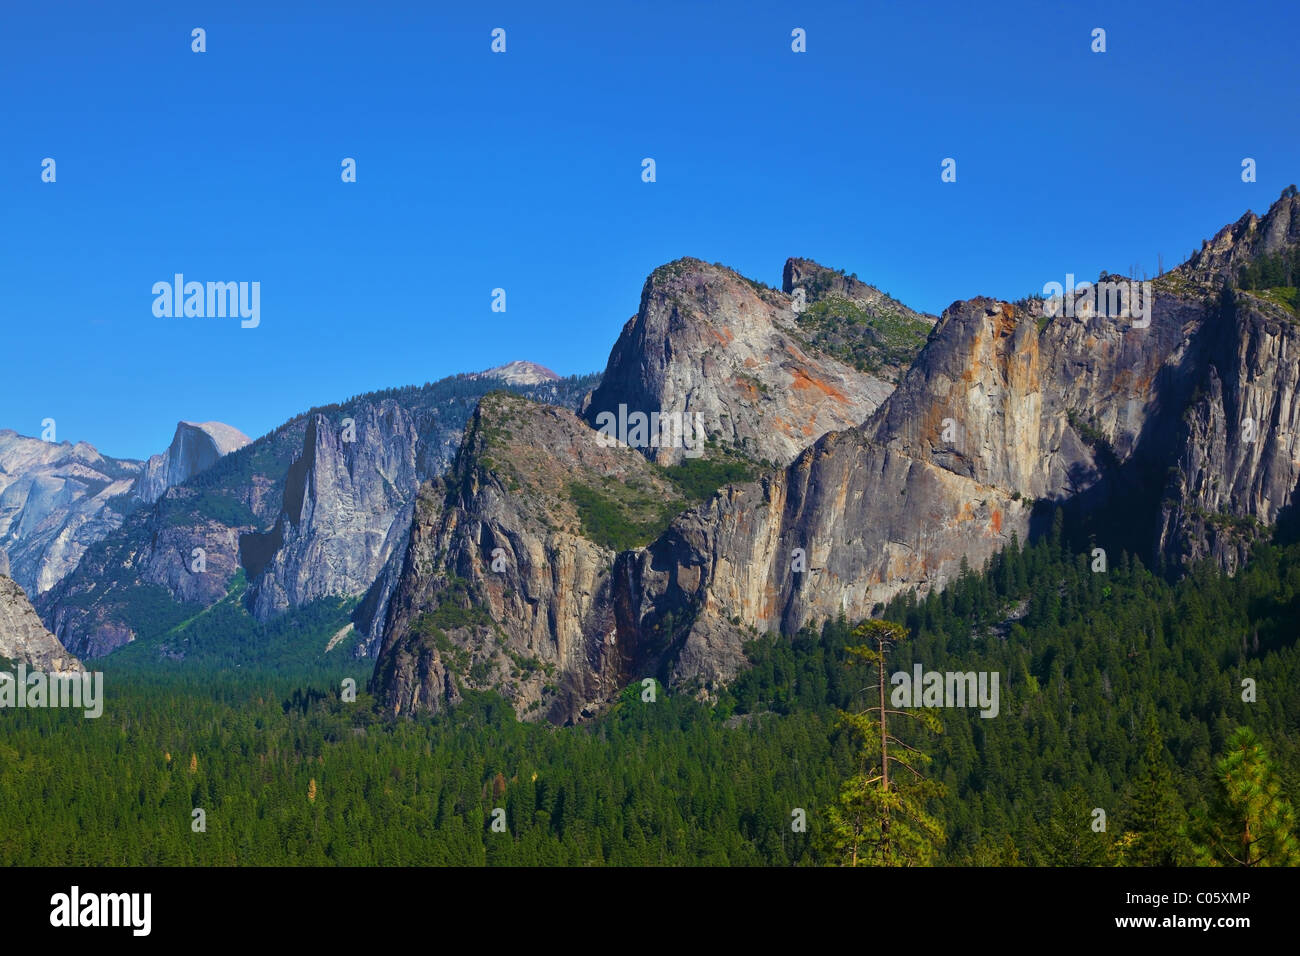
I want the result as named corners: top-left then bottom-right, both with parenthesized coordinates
top-left (0, 420), bottom-right (250, 599)
top-left (783, 257), bottom-right (935, 381)
top-left (618, 193), bottom-right (1300, 692)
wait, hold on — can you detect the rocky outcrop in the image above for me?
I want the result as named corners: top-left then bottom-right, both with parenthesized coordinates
top-left (0, 571), bottom-right (82, 672)
top-left (782, 258), bottom-right (936, 382)
top-left (1182, 192), bottom-right (1300, 286)
top-left (373, 392), bottom-right (682, 723)
top-left (135, 421), bottom-right (250, 504)
top-left (1155, 291), bottom-right (1300, 572)
top-left (581, 258), bottom-right (907, 466)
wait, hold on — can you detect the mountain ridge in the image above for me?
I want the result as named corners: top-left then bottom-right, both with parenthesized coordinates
top-left (36, 372), bottom-right (600, 661)
top-left (0, 419), bottom-right (246, 598)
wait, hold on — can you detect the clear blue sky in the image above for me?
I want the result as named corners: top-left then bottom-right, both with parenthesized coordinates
top-left (2, 0), bottom-right (1297, 460)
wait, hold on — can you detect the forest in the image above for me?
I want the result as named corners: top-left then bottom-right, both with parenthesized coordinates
top-left (1, 512), bottom-right (1296, 866)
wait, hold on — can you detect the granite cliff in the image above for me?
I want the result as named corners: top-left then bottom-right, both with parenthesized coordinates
top-left (372, 392), bottom-right (684, 722)
top-left (580, 258), bottom-right (930, 466)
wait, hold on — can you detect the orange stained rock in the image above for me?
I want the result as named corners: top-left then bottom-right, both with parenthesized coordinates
top-left (995, 304), bottom-right (1017, 339)
top-left (786, 364), bottom-right (849, 403)
top-left (707, 324), bottom-right (734, 347)
top-left (919, 403), bottom-right (946, 448)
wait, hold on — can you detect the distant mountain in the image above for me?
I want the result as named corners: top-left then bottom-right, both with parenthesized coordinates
top-left (135, 421), bottom-right (251, 504)
top-left (0, 430), bottom-right (143, 597)
top-left (0, 421), bottom-right (247, 599)
top-left (473, 361), bottom-right (562, 386)
top-left (373, 193), bottom-right (1300, 720)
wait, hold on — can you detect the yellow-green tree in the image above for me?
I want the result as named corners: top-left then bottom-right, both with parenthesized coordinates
top-left (1191, 727), bottom-right (1300, 866)
top-left (823, 619), bottom-right (945, 866)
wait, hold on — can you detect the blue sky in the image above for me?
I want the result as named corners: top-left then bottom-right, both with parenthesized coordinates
top-left (2, 0), bottom-right (1297, 460)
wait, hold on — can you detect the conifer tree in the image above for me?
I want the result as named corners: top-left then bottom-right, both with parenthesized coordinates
top-left (1122, 715), bottom-right (1192, 866)
top-left (1037, 785), bottom-right (1111, 866)
top-left (823, 620), bottom-right (945, 866)
top-left (1191, 727), bottom-right (1300, 866)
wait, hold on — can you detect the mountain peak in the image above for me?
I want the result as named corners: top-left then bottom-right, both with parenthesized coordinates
top-left (178, 420), bottom-right (252, 453)
top-left (1183, 190), bottom-right (1300, 285)
top-left (583, 256), bottom-right (901, 466)
top-left (135, 420), bottom-right (251, 504)
top-left (783, 258), bottom-right (934, 323)
top-left (474, 361), bottom-right (561, 386)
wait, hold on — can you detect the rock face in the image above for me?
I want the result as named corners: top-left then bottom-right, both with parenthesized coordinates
top-left (375, 195), bottom-right (1300, 719)
top-left (373, 392), bottom-right (682, 723)
top-left (1157, 295), bottom-right (1300, 573)
top-left (1154, 194), bottom-right (1300, 572)
top-left (243, 405), bottom-right (422, 621)
top-left (0, 571), bottom-right (82, 672)
top-left (580, 258), bottom-right (916, 466)
top-left (0, 431), bottom-right (144, 597)
top-left (1182, 195), bottom-right (1300, 284)
top-left (613, 296), bottom-right (1115, 692)
top-left (39, 374), bottom-right (600, 661)
top-left (135, 421), bottom-right (251, 504)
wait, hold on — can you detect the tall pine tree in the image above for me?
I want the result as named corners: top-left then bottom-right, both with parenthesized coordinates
top-left (823, 620), bottom-right (945, 866)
